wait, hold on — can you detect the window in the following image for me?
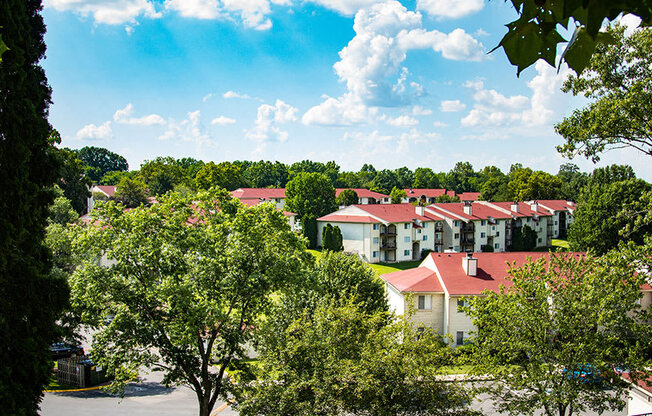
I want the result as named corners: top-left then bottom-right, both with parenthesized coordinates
top-left (372, 251), bottom-right (378, 258)
top-left (373, 224), bottom-right (379, 230)
top-left (454, 233), bottom-right (460, 239)
top-left (496, 220), bottom-right (500, 225)
top-left (481, 220), bottom-right (486, 226)
top-left (404, 249), bottom-right (410, 256)
top-left (418, 295), bottom-right (432, 310)
top-left (494, 243), bottom-right (499, 249)
top-left (423, 223), bottom-right (428, 228)
top-left (373, 237), bottom-right (379, 244)
top-left (527, 218), bottom-right (531, 222)
top-left (491, 226), bottom-right (495, 231)
top-left (555, 221), bottom-right (558, 225)
top-left (538, 238), bottom-right (542, 243)
top-left (457, 298), bottom-right (465, 312)
top-left (454, 246), bottom-right (459, 251)
top-left (480, 232), bottom-right (486, 238)
top-left (417, 229), bottom-right (421, 234)
top-left (404, 223), bottom-right (410, 229)
top-left (423, 235), bottom-right (428, 241)
top-left (496, 231), bottom-right (500, 236)
top-left (456, 331), bottom-right (464, 346)
top-left (436, 222), bottom-right (442, 227)
top-left (454, 220), bottom-right (460, 227)
top-left (404, 236), bottom-right (410, 243)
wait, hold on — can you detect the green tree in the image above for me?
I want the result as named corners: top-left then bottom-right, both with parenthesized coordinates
top-left (336, 189), bottom-right (358, 206)
top-left (332, 226), bottom-right (343, 252)
top-left (177, 157), bottom-right (205, 179)
top-left (77, 146), bottom-right (128, 182)
top-left (508, 168), bottom-right (562, 201)
top-left (465, 252), bottom-right (652, 416)
top-left (370, 169), bottom-right (398, 194)
top-left (336, 171), bottom-right (362, 188)
top-left (138, 156), bottom-right (185, 196)
top-left (69, 189), bottom-right (306, 416)
top-left (495, 0), bottom-right (651, 75)
top-left (54, 144), bottom-right (92, 215)
top-left (358, 163), bottom-right (377, 187)
top-left (394, 166), bottom-right (414, 189)
top-left (0, 2), bottom-right (69, 412)
top-left (113, 176), bottom-right (149, 208)
top-left (289, 160), bottom-right (340, 185)
top-left (99, 170), bottom-right (135, 185)
top-left (556, 27), bottom-right (652, 162)
top-left (510, 224), bottom-right (538, 251)
top-left (389, 186), bottom-right (406, 204)
top-left (413, 167), bottom-right (441, 188)
top-left (569, 178), bottom-right (652, 254)
top-left (195, 161), bottom-right (246, 191)
top-left (285, 172), bottom-right (336, 219)
top-left (301, 214), bottom-right (318, 249)
top-left (556, 163), bottom-right (587, 201)
top-left (445, 162), bottom-right (477, 193)
top-left (244, 160), bottom-right (288, 188)
top-left (322, 223), bottom-right (334, 250)
top-left (48, 185), bottom-right (78, 225)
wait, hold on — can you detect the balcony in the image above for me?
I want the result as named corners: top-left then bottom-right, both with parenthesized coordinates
top-left (380, 226), bottom-right (397, 236)
top-left (381, 241), bottom-right (397, 249)
top-left (435, 225), bottom-right (443, 232)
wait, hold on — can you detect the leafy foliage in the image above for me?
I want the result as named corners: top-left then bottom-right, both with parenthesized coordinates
top-left (195, 161), bottom-right (246, 191)
top-left (556, 27), bottom-right (652, 161)
top-left (53, 142), bottom-right (92, 215)
top-left (496, 0), bottom-right (651, 75)
top-left (510, 224), bottom-right (538, 251)
top-left (285, 172), bottom-right (336, 219)
top-left (322, 224), bottom-right (343, 252)
top-left (138, 156), bottom-right (186, 196)
top-left (301, 214), bottom-right (318, 249)
top-left (77, 146), bottom-right (128, 182)
top-left (0, 1), bottom-right (69, 412)
top-left (389, 186), bottom-right (406, 204)
top-left (113, 176), bottom-right (149, 208)
top-left (48, 185), bottom-right (79, 225)
top-left (69, 189), bottom-right (307, 416)
top-left (335, 189), bottom-right (358, 206)
top-left (465, 252), bottom-right (652, 416)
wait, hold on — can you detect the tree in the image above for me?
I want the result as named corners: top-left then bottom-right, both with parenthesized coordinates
top-left (510, 224), bottom-right (538, 251)
top-left (445, 162), bottom-right (477, 193)
top-left (495, 0), bottom-right (652, 75)
top-left (99, 170), bottom-right (135, 185)
top-left (322, 225), bottom-right (344, 252)
top-left (465, 252), bottom-right (652, 416)
top-left (48, 185), bottom-right (78, 225)
top-left (301, 214), bottom-right (318, 249)
top-left (54, 143), bottom-right (92, 215)
top-left (556, 27), bottom-right (652, 161)
top-left (508, 168), bottom-right (562, 201)
top-left (138, 157), bottom-right (185, 196)
top-left (195, 161), bottom-right (246, 191)
top-left (113, 176), bottom-right (149, 208)
top-left (393, 166), bottom-right (414, 189)
top-left (568, 178), bottom-right (652, 254)
top-left (556, 163), bottom-right (587, 201)
top-left (244, 160), bottom-right (288, 188)
top-left (77, 146), bottom-right (128, 182)
top-left (69, 189), bottom-right (306, 416)
top-left (413, 167), bottom-right (441, 188)
top-left (389, 186), bottom-right (406, 204)
top-left (0, 1), bottom-right (69, 412)
top-left (332, 226), bottom-right (343, 252)
top-left (285, 172), bottom-right (336, 219)
top-left (336, 189), bottom-right (358, 206)
top-left (370, 169), bottom-right (398, 194)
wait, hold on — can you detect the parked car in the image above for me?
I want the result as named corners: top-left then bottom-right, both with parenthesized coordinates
top-left (563, 364), bottom-right (603, 385)
top-left (50, 342), bottom-right (84, 360)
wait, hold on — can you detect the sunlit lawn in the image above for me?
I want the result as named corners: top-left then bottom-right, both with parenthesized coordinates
top-left (552, 239), bottom-right (570, 250)
top-left (307, 249), bottom-right (420, 276)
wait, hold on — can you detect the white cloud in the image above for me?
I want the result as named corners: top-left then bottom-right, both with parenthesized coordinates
top-left (45, 0), bottom-right (161, 25)
top-left (343, 130), bottom-right (393, 143)
top-left (76, 121), bottom-right (113, 140)
top-left (246, 99), bottom-right (298, 142)
top-left (440, 99), bottom-right (466, 112)
top-left (412, 105), bottom-right (433, 116)
top-left (416, 0), bottom-right (483, 19)
top-left (211, 115), bottom-right (237, 125)
top-left (397, 127), bottom-right (438, 153)
top-left (386, 115), bottom-right (419, 127)
top-left (223, 90), bottom-right (252, 99)
top-left (202, 93), bottom-right (214, 102)
top-left (306, 0), bottom-right (379, 15)
top-left (304, 0), bottom-right (485, 125)
top-left (159, 110), bottom-right (211, 144)
top-left (113, 103), bottom-right (166, 126)
top-left (164, 0), bottom-right (222, 19)
top-left (302, 93), bottom-right (378, 126)
top-left (433, 121), bottom-right (447, 127)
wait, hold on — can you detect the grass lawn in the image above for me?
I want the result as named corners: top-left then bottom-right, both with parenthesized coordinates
top-left (45, 373), bottom-right (77, 391)
top-left (552, 239), bottom-right (570, 250)
top-left (307, 249), bottom-right (420, 276)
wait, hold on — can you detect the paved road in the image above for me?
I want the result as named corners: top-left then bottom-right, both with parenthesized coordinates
top-left (41, 370), bottom-right (237, 416)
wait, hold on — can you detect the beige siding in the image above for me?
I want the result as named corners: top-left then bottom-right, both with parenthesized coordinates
top-left (404, 293), bottom-right (445, 334)
top-left (447, 295), bottom-right (478, 345)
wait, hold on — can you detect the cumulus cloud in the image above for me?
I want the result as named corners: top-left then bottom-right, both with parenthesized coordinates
top-left (246, 99), bottom-right (298, 142)
top-left (306, 0), bottom-right (380, 15)
top-left (223, 90), bottom-right (253, 99)
top-left (159, 110), bottom-right (211, 144)
top-left (45, 0), bottom-right (161, 25)
top-left (113, 103), bottom-right (165, 126)
top-left (304, 0), bottom-right (485, 126)
top-left (440, 99), bottom-right (466, 112)
top-left (302, 93), bottom-right (378, 126)
top-left (76, 121), bottom-right (113, 140)
top-left (412, 105), bottom-right (433, 116)
top-left (385, 115), bottom-right (419, 127)
top-left (164, 0), bottom-right (222, 19)
top-left (211, 115), bottom-right (237, 125)
top-left (461, 61), bottom-right (570, 128)
top-left (416, 0), bottom-right (484, 19)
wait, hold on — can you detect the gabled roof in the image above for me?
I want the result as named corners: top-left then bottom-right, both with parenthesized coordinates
top-left (335, 188), bottom-right (389, 199)
top-left (534, 200), bottom-right (576, 213)
top-left (382, 267), bottom-right (444, 293)
top-left (403, 188), bottom-right (455, 198)
top-left (237, 197), bottom-right (296, 216)
top-left (427, 202), bottom-right (513, 221)
top-left (94, 185), bottom-right (116, 197)
top-left (486, 201), bottom-right (553, 217)
top-left (318, 204), bottom-right (440, 224)
top-left (458, 192), bottom-right (481, 201)
top-left (231, 188), bottom-right (286, 199)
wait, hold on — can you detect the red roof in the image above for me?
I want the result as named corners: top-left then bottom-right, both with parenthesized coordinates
top-left (353, 204), bottom-right (435, 223)
top-left (335, 188), bottom-right (389, 199)
top-left (535, 200), bottom-right (576, 212)
top-left (458, 192), bottom-right (481, 201)
top-left (318, 214), bottom-right (380, 223)
top-left (95, 185), bottom-right (116, 197)
top-left (231, 188), bottom-right (286, 199)
top-left (488, 201), bottom-right (553, 217)
top-left (623, 373), bottom-right (652, 395)
top-left (382, 267), bottom-right (444, 293)
top-left (404, 188), bottom-right (450, 198)
top-left (428, 252), bottom-right (576, 295)
top-left (428, 202), bottom-right (513, 221)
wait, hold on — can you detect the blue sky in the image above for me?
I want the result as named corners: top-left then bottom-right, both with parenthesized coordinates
top-left (41, 0), bottom-right (651, 180)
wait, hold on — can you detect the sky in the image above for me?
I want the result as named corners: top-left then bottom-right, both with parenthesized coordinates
top-left (41, 0), bottom-right (651, 180)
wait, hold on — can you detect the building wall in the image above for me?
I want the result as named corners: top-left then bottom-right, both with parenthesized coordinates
top-left (627, 386), bottom-right (652, 416)
top-left (472, 219), bottom-right (507, 253)
top-left (318, 222), bottom-right (375, 261)
top-left (386, 284), bottom-right (405, 315)
top-left (403, 292), bottom-right (445, 334)
top-left (447, 295), bottom-right (478, 345)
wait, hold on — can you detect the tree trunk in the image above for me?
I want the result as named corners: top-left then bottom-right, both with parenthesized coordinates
top-left (198, 394), bottom-right (214, 416)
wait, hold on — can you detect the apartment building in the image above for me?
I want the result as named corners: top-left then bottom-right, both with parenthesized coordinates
top-left (316, 204), bottom-right (444, 263)
top-left (476, 201), bottom-right (554, 247)
top-left (527, 199), bottom-right (576, 238)
top-left (402, 188), bottom-right (456, 204)
top-left (231, 188), bottom-right (287, 210)
top-left (335, 188), bottom-right (389, 204)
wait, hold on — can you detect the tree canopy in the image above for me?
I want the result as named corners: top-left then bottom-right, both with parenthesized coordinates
top-left (465, 252), bottom-right (652, 416)
top-left (285, 172), bottom-right (336, 219)
top-left (556, 27), bottom-right (652, 161)
top-left (335, 189), bottom-right (358, 206)
top-left (69, 189), bottom-right (307, 416)
top-left (77, 146), bottom-right (128, 182)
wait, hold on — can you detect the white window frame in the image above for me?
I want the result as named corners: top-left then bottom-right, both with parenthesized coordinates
top-left (418, 295), bottom-right (432, 310)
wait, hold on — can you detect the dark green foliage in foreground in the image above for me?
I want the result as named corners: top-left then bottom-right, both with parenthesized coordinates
top-left (0, 1), bottom-right (68, 413)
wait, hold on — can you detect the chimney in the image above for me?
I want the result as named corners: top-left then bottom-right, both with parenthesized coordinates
top-left (532, 201), bottom-right (539, 212)
top-left (415, 205), bottom-right (425, 216)
top-left (463, 201), bottom-right (473, 216)
top-left (462, 252), bottom-right (477, 276)
top-left (511, 201), bottom-right (519, 213)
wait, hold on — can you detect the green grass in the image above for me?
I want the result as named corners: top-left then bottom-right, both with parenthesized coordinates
top-left (307, 249), bottom-right (420, 276)
top-left (552, 239), bottom-right (570, 249)
top-left (45, 374), bottom-right (77, 391)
